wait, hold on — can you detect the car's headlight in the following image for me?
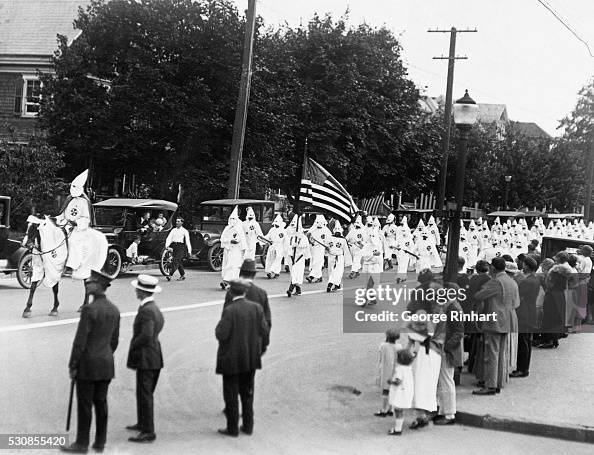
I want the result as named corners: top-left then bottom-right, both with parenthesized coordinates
top-left (203, 234), bottom-right (210, 241)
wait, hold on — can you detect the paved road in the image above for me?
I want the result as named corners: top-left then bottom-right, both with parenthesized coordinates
top-left (0, 267), bottom-right (592, 454)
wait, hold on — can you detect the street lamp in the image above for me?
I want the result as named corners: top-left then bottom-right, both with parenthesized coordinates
top-left (443, 90), bottom-right (479, 284)
top-left (504, 175), bottom-right (512, 209)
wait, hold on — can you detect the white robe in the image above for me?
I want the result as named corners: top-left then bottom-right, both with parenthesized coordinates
top-left (57, 196), bottom-right (92, 271)
top-left (265, 226), bottom-right (285, 274)
top-left (221, 224), bottom-right (247, 281)
top-left (308, 226), bottom-right (332, 279)
top-left (346, 226), bottom-right (368, 273)
top-left (288, 233), bottom-right (311, 285)
top-left (243, 219), bottom-right (263, 261)
top-left (327, 236), bottom-right (352, 285)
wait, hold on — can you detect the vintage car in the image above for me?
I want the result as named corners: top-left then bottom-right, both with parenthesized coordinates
top-left (188, 199), bottom-right (275, 271)
top-left (93, 198), bottom-right (178, 278)
top-left (540, 235), bottom-right (594, 260)
top-left (0, 196), bottom-right (33, 288)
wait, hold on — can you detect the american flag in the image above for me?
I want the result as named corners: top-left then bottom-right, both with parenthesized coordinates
top-left (299, 158), bottom-right (359, 222)
top-left (360, 193), bottom-right (392, 216)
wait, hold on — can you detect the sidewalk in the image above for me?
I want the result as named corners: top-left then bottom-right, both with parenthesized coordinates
top-left (455, 332), bottom-right (594, 443)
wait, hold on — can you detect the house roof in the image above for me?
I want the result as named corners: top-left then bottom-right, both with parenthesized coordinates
top-left (0, 0), bottom-right (88, 56)
top-left (511, 121), bottom-right (551, 139)
top-left (477, 104), bottom-right (508, 124)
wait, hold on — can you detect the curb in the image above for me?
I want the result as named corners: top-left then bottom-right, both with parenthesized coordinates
top-left (456, 411), bottom-right (594, 444)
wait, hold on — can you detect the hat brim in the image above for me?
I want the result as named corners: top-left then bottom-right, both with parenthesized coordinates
top-left (131, 280), bottom-right (162, 293)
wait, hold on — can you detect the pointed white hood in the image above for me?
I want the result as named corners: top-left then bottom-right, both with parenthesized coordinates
top-left (70, 169), bottom-right (88, 197)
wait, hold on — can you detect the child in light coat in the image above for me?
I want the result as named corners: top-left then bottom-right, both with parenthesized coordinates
top-left (375, 328), bottom-right (402, 417)
top-left (387, 348), bottom-right (416, 435)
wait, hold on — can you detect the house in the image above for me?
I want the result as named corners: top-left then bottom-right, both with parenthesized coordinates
top-left (510, 121), bottom-right (551, 139)
top-left (0, 0), bottom-right (88, 141)
top-left (477, 103), bottom-right (509, 140)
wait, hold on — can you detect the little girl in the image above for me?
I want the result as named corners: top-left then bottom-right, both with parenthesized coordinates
top-left (387, 348), bottom-right (416, 435)
top-left (375, 328), bottom-right (401, 417)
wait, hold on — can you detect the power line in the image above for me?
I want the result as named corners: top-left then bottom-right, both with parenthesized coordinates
top-left (536, 0), bottom-right (594, 57)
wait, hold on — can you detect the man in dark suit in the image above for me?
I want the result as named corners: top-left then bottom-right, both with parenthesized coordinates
top-left (126, 275), bottom-right (164, 443)
top-left (223, 259), bottom-right (271, 330)
top-left (61, 270), bottom-right (120, 454)
top-left (473, 257), bottom-right (519, 395)
top-left (216, 279), bottom-right (270, 437)
top-left (511, 257), bottom-right (541, 378)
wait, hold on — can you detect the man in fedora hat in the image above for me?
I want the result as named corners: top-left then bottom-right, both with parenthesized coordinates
top-left (224, 259), bottom-right (271, 330)
top-left (126, 275), bottom-right (165, 443)
top-left (216, 278), bottom-right (270, 437)
top-left (61, 270), bottom-right (120, 454)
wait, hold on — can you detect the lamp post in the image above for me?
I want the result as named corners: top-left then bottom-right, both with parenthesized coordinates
top-left (443, 90), bottom-right (478, 284)
top-left (504, 175), bottom-right (512, 209)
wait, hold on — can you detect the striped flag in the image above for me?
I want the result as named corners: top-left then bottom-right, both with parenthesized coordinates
top-left (360, 193), bottom-right (390, 216)
top-left (299, 158), bottom-right (359, 221)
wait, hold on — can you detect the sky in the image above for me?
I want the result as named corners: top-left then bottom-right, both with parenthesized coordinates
top-left (234, 0), bottom-right (594, 137)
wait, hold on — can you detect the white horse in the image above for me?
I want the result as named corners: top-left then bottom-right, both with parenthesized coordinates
top-left (22, 215), bottom-right (107, 318)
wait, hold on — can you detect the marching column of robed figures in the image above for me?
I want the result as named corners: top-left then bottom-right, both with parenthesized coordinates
top-left (60, 261), bottom-right (270, 453)
top-left (215, 208), bottom-right (445, 296)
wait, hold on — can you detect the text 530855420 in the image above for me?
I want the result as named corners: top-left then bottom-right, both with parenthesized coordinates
top-left (0, 434), bottom-right (68, 449)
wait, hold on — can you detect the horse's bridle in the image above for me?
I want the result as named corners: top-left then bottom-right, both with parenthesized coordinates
top-left (28, 222), bottom-right (72, 257)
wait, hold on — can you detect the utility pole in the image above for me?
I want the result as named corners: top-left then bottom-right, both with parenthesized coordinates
top-left (428, 27), bottom-right (477, 215)
top-left (227, 0), bottom-right (257, 199)
top-left (584, 138), bottom-right (594, 221)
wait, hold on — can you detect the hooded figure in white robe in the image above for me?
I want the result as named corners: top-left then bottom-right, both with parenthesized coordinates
top-left (243, 206), bottom-right (263, 261)
top-left (221, 206), bottom-right (247, 285)
top-left (458, 228), bottom-right (470, 269)
top-left (327, 223), bottom-right (352, 291)
top-left (346, 215), bottom-right (367, 277)
top-left (415, 228), bottom-right (442, 273)
top-left (307, 214), bottom-right (332, 282)
top-left (362, 223), bottom-right (384, 274)
top-left (264, 214), bottom-right (286, 277)
top-left (481, 234), bottom-right (504, 263)
top-left (466, 220), bottom-right (480, 270)
top-left (394, 216), bottom-right (414, 282)
top-left (382, 213), bottom-right (398, 269)
top-left (427, 215), bottom-right (441, 246)
top-left (287, 215), bottom-right (311, 297)
top-left (56, 170), bottom-right (94, 277)
top-left (283, 215), bottom-right (298, 272)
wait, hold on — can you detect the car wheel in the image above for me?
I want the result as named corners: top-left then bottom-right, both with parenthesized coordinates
top-left (159, 249), bottom-right (174, 276)
top-left (17, 252), bottom-right (33, 289)
top-left (207, 244), bottom-right (224, 272)
top-left (103, 247), bottom-right (122, 279)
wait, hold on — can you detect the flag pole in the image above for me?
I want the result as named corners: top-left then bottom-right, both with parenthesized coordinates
top-left (295, 137), bottom-right (308, 216)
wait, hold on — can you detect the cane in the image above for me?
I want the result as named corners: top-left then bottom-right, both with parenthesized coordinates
top-left (66, 379), bottom-right (75, 432)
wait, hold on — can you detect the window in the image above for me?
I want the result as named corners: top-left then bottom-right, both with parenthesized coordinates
top-left (16, 76), bottom-right (42, 117)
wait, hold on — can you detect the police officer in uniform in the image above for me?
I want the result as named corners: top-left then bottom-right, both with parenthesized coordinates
top-left (61, 270), bottom-right (120, 454)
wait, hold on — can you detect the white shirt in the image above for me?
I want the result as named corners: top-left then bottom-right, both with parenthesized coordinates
top-left (141, 297), bottom-right (155, 306)
top-left (126, 242), bottom-right (138, 259)
top-left (165, 226), bottom-right (192, 254)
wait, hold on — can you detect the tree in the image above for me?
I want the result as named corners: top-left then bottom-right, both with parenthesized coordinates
top-left (253, 14), bottom-right (441, 202)
top-left (0, 139), bottom-right (65, 230)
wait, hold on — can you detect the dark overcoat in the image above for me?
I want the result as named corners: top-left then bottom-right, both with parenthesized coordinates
top-left (127, 300), bottom-right (164, 370)
top-left (69, 296), bottom-right (120, 381)
top-left (216, 297), bottom-right (269, 375)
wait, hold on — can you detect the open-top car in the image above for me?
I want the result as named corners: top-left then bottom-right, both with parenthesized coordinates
top-left (0, 196), bottom-right (33, 288)
top-left (188, 199), bottom-right (275, 271)
top-left (93, 198), bottom-right (178, 278)
top-left (540, 235), bottom-right (594, 261)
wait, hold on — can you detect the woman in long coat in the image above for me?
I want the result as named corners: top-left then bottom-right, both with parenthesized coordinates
top-left (540, 252), bottom-right (573, 348)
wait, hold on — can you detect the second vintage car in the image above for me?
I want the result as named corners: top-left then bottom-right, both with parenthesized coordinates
top-left (188, 199), bottom-right (275, 271)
